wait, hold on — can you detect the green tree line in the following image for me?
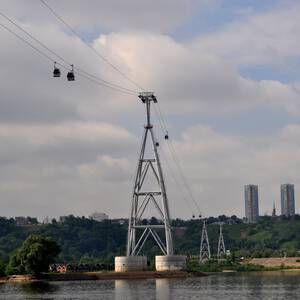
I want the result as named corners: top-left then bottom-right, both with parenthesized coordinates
top-left (1, 214), bottom-right (300, 272)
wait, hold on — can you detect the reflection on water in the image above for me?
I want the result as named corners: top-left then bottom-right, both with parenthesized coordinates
top-left (21, 281), bottom-right (59, 294)
top-left (1, 272), bottom-right (300, 299)
top-left (156, 278), bottom-right (170, 300)
top-left (115, 280), bottom-right (146, 300)
top-left (114, 278), bottom-right (171, 300)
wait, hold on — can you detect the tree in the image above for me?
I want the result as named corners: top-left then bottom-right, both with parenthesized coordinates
top-left (26, 217), bottom-right (38, 225)
top-left (0, 258), bottom-right (5, 277)
top-left (7, 235), bottom-right (60, 276)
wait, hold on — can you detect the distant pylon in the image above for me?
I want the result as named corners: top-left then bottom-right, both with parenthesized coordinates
top-left (217, 223), bottom-right (226, 258)
top-left (199, 220), bottom-right (211, 262)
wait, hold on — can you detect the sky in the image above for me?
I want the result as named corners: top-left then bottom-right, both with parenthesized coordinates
top-left (0, 0), bottom-right (300, 220)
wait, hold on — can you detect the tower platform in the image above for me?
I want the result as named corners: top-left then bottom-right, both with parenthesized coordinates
top-left (115, 256), bottom-right (147, 272)
top-left (155, 255), bottom-right (187, 271)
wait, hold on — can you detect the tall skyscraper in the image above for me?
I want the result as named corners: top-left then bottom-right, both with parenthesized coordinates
top-left (244, 185), bottom-right (259, 223)
top-left (281, 184), bottom-right (295, 217)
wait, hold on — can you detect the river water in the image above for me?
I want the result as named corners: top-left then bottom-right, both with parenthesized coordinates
top-left (1, 271), bottom-right (300, 299)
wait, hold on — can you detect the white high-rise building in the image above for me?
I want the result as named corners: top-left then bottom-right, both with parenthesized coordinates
top-left (281, 184), bottom-right (295, 217)
top-left (244, 185), bottom-right (259, 223)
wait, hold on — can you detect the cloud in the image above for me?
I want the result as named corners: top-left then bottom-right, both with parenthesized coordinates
top-left (0, 120), bottom-right (299, 219)
top-left (0, 20), bottom-right (140, 124)
top-left (96, 32), bottom-right (300, 115)
top-left (1, 0), bottom-right (217, 33)
top-left (0, 122), bottom-right (138, 165)
top-left (194, 3), bottom-right (300, 66)
top-left (162, 123), bottom-right (300, 218)
top-left (0, 121), bottom-right (139, 217)
top-left (2, 5), bottom-right (300, 123)
top-left (0, 1), bottom-right (299, 220)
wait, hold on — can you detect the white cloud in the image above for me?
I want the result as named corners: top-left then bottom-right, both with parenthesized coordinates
top-left (2, 6), bottom-right (300, 122)
top-left (0, 1), bottom-right (299, 220)
top-left (0, 122), bottom-right (138, 165)
top-left (194, 3), bottom-right (300, 66)
top-left (95, 32), bottom-right (300, 115)
top-left (0, 121), bottom-right (138, 218)
top-left (1, 0), bottom-right (216, 32)
top-left (163, 123), bottom-right (300, 218)
top-left (0, 120), bottom-right (299, 219)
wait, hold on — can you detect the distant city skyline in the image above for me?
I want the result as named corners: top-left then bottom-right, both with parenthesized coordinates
top-left (244, 183), bottom-right (297, 222)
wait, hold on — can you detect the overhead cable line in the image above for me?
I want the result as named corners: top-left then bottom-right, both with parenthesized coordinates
top-left (2, 5), bottom-right (201, 215)
top-left (39, 0), bottom-right (145, 91)
top-left (159, 143), bottom-right (194, 214)
top-left (168, 139), bottom-right (202, 215)
top-left (0, 11), bottom-right (138, 95)
top-left (38, 0), bottom-right (202, 214)
top-left (0, 22), bottom-right (137, 96)
top-left (153, 104), bottom-right (202, 215)
top-left (0, 22), bottom-right (56, 65)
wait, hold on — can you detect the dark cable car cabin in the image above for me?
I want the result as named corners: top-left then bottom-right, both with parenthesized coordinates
top-left (165, 131), bottom-right (169, 140)
top-left (192, 215), bottom-right (195, 218)
top-left (67, 64), bottom-right (75, 81)
top-left (53, 62), bottom-right (61, 78)
top-left (155, 142), bottom-right (159, 147)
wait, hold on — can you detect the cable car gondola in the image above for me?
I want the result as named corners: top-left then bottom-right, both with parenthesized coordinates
top-left (53, 62), bottom-right (61, 77)
top-left (164, 131), bottom-right (169, 140)
top-left (155, 142), bottom-right (159, 147)
top-left (67, 64), bottom-right (75, 81)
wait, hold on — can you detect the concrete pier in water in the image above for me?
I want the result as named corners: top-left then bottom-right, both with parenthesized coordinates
top-left (115, 256), bottom-right (147, 272)
top-left (155, 255), bottom-right (187, 271)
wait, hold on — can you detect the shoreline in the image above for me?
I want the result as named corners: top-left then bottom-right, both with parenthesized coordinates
top-left (0, 271), bottom-right (206, 283)
top-left (3, 268), bottom-right (300, 283)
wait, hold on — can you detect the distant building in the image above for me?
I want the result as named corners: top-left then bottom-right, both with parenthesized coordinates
top-left (89, 212), bottom-right (109, 222)
top-left (59, 216), bottom-right (67, 223)
top-left (244, 184), bottom-right (259, 223)
top-left (42, 216), bottom-right (50, 224)
top-left (15, 216), bottom-right (37, 226)
top-left (272, 202), bottom-right (277, 217)
top-left (15, 216), bottom-right (29, 226)
top-left (281, 184), bottom-right (295, 217)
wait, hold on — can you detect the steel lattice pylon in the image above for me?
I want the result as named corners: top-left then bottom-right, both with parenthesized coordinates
top-left (126, 92), bottom-right (173, 256)
top-left (199, 220), bottom-right (211, 262)
top-left (217, 223), bottom-right (226, 257)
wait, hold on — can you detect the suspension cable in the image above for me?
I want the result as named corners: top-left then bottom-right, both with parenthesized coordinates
top-left (159, 143), bottom-right (194, 215)
top-left (39, 0), bottom-right (145, 91)
top-left (153, 104), bottom-right (202, 215)
top-left (0, 11), bottom-right (138, 95)
top-left (2, 6), bottom-right (201, 215)
top-left (0, 22), bottom-right (137, 96)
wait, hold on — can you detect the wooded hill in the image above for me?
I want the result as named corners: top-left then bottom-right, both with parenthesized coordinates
top-left (1, 215), bottom-right (300, 265)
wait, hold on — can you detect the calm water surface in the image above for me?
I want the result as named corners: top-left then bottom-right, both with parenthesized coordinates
top-left (1, 271), bottom-right (300, 299)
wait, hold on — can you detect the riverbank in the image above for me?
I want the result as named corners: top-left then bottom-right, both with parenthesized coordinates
top-left (0, 275), bottom-right (39, 283)
top-left (0, 271), bottom-right (206, 283)
top-left (49, 270), bottom-right (207, 281)
top-left (247, 257), bottom-right (300, 268)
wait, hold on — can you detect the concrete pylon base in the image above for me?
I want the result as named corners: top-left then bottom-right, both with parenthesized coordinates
top-left (115, 256), bottom-right (147, 272)
top-left (155, 255), bottom-right (187, 271)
